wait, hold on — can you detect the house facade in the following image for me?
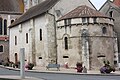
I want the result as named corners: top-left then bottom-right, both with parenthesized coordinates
top-left (24, 0), bottom-right (46, 12)
top-left (8, 0), bottom-right (117, 70)
top-left (9, 0), bottom-right (95, 66)
top-left (0, 0), bottom-right (23, 62)
top-left (99, 0), bottom-right (120, 67)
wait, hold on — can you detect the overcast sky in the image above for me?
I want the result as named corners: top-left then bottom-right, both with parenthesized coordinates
top-left (90, 0), bottom-right (107, 10)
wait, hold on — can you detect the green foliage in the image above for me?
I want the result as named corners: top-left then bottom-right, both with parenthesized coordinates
top-left (103, 60), bottom-right (110, 65)
top-left (100, 60), bottom-right (115, 73)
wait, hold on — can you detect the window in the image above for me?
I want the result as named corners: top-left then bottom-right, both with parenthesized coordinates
top-left (11, 20), bottom-right (14, 24)
top-left (26, 33), bottom-right (28, 43)
top-left (4, 19), bottom-right (7, 35)
top-left (0, 18), bottom-right (2, 35)
top-left (82, 18), bottom-right (86, 23)
top-left (93, 17), bottom-right (97, 23)
top-left (109, 11), bottom-right (113, 17)
top-left (68, 19), bottom-right (71, 25)
top-left (64, 20), bottom-right (67, 26)
top-left (64, 19), bottom-right (71, 26)
top-left (63, 56), bottom-right (69, 58)
top-left (55, 10), bottom-right (62, 17)
top-left (15, 36), bottom-right (17, 45)
top-left (0, 45), bottom-right (3, 52)
top-left (40, 29), bottom-right (42, 41)
top-left (64, 37), bottom-right (68, 50)
top-left (119, 54), bottom-right (120, 63)
top-left (87, 18), bottom-right (89, 24)
top-left (102, 27), bottom-right (107, 34)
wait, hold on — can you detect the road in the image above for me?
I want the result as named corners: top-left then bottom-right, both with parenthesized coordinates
top-left (0, 68), bottom-right (120, 80)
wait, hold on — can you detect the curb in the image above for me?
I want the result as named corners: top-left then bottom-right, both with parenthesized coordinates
top-left (0, 65), bottom-right (120, 76)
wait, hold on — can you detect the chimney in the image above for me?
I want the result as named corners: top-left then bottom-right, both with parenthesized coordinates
top-left (113, 0), bottom-right (120, 7)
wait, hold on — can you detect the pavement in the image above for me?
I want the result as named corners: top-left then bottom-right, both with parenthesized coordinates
top-left (0, 65), bottom-right (120, 80)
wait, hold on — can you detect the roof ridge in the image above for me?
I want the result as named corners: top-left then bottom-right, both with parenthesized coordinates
top-left (9, 0), bottom-right (59, 28)
top-left (58, 5), bottom-right (111, 21)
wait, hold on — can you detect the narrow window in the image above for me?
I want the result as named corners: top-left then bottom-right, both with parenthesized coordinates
top-left (64, 20), bottom-right (67, 26)
top-left (15, 36), bottom-right (17, 45)
top-left (26, 33), bottom-right (28, 43)
top-left (68, 19), bottom-right (71, 25)
top-left (4, 19), bottom-right (7, 35)
top-left (87, 18), bottom-right (89, 24)
top-left (82, 18), bottom-right (86, 23)
top-left (119, 54), bottom-right (120, 63)
top-left (0, 18), bottom-right (2, 35)
top-left (64, 37), bottom-right (68, 50)
top-left (109, 11), bottom-right (113, 17)
top-left (64, 19), bottom-right (71, 26)
top-left (102, 27), bottom-right (107, 34)
top-left (0, 45), bottom-right (3, 52)
top-left (93, 17), bottom-right (97, 23)
top-left (40, 29), bottom-right (42, 41)
top-left (11, 20), bottom-right (14, 24)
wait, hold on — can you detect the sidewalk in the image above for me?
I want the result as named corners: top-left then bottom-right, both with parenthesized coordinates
top-left (0, 65), bottom-right (120, 80)
top-left (1, 65), bottom-right (120, 75)
top-left (32, 66), bottom-right (120, 75)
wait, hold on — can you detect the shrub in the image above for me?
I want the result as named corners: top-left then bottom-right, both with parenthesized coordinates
top-left (100, 60), bottom-right (115, 74)
top-left (25, 63), bottom-right (34, 70)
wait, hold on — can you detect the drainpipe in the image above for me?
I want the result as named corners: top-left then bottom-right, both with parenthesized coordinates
top-left (47, 12), bottom-right (58, 64)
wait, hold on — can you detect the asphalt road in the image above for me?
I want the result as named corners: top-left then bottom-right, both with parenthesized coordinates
top-left (0, 68), bottom-right (120, 80)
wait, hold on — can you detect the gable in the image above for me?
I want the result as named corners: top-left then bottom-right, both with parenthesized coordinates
top-left (52, 0), bottom-right (96, 19)
top-left (9, 0), bottom-right (59, 28)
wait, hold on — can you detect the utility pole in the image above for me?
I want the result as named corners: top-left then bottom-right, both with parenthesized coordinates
top-left (20, 48), bottom-right (25, 79)
top-left (82, 29), bottom-right (89, 69)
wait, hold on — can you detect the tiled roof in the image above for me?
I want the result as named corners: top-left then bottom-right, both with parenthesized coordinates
top-left (0, 0), bottom-right (23, 12)
top-left (58, 5), bottom-right (110, 21)
top-left (113, 0), bottom-right (120, 7)
top-left (0, 36), bottom-right (9, 41)
top-left (9, 0), bottom-right (59, 28)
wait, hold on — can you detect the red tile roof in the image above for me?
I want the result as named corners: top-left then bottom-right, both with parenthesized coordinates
top-left (0, 36), bottom-right (9, 41)
top-left (113, 0), bottom-right (120, 7)
top-left (0, 0), bottom-right (23, 12)
top-left (58, 5), bottom-right (111, 21)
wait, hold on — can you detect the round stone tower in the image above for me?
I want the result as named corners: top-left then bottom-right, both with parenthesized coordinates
top-left (57, 5), bottom-right (117, 70)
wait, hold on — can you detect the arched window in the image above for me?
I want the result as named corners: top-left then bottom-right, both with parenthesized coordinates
top-left (102, 27), bottom-right (107, 34)
top-left (64, 37), bottom-right (68, 50)
top-left (15, 53), bottom-right (18, 64)
top-left (0, 45), bottom-right (3, 52)
top-left (109, 11), bottom-right (113, 17)
top-left (0, 18), bottom-right (2, 35)
top-left (11, 20), bottom-right (14, 24)
top-left (4, 19), bottom-right (7, 35)
top-left (40, 29), bottom-right (42, 41)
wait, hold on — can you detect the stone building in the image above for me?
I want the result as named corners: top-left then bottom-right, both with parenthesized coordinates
top-left (23, 0), bottom-right (46, 12)
top-left (99, 0), bottom-right (120, 67)
top-left (0, 0), bottom-right (24, 62)
top-left (9, 0), bottom-right (95, 67)
top-left (57, 5), bottom-right (117, 69)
